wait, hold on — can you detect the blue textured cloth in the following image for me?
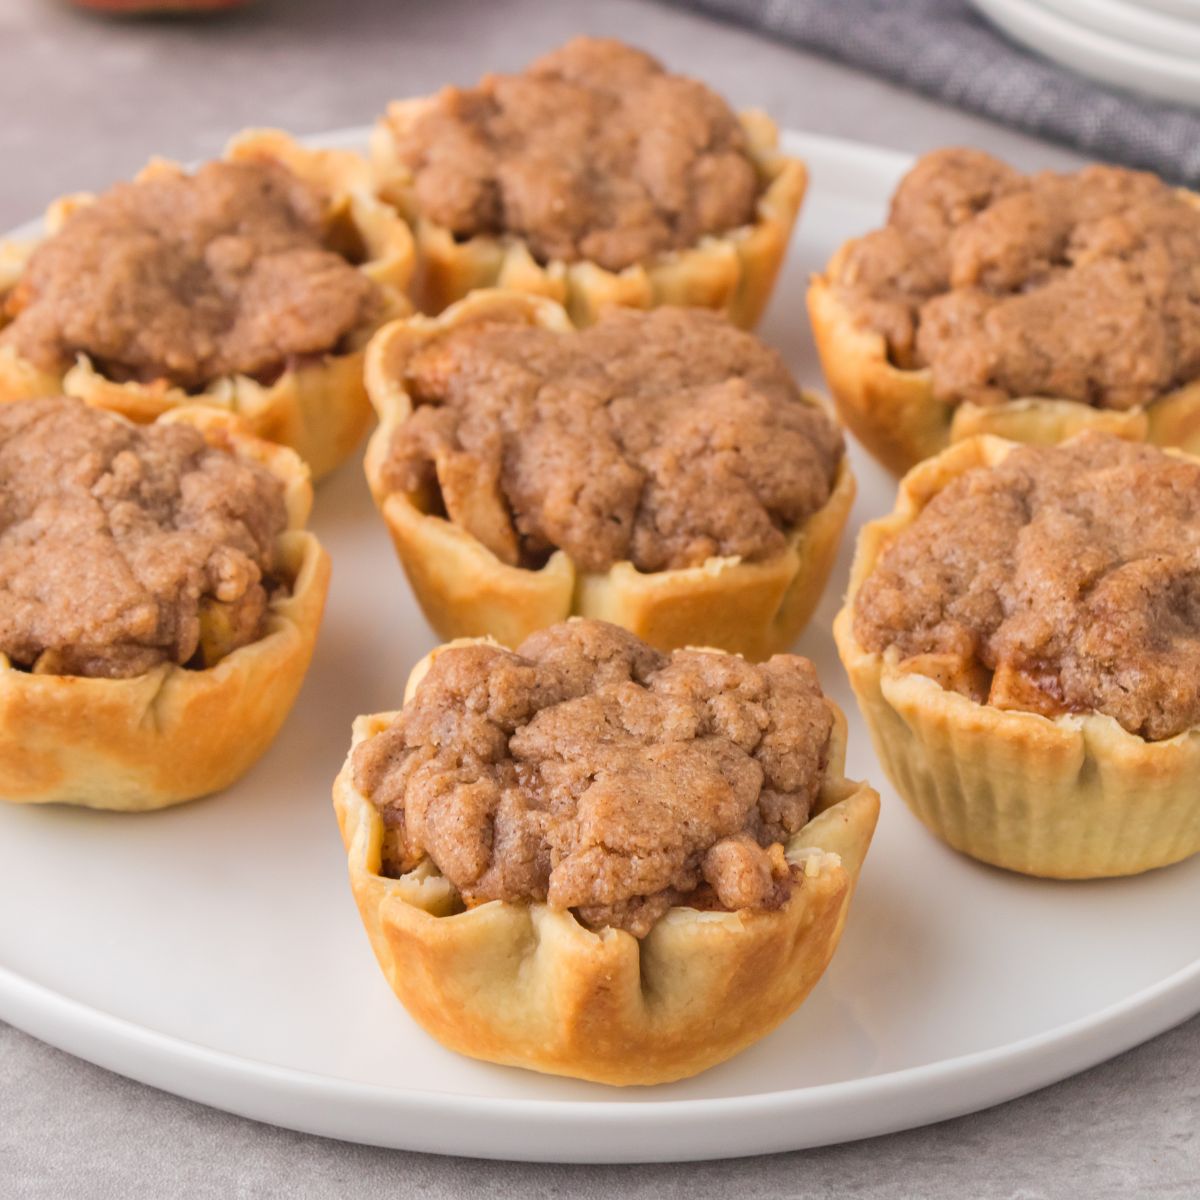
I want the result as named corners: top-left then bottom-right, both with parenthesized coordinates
top-left (667, 0), bottom-right (1200, 183)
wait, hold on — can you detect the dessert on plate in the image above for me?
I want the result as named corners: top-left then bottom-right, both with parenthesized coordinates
top-left (0, 395), bottom-right (331, 810)
top-left (371, 36), bottom-right (806, 327)
top-left (808, 148), bottom-right (1200, 473)
top-left (334, 618), bottom-right (879, 1085)
top-left (363, 289), bottom-right (854, 659)
top-left (0, 129), bottom-right (414, 479)
top-left (835, 431), bottom-right (1200, 878)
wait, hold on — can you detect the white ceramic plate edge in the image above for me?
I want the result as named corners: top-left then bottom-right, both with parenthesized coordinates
top-left (1111, 0), bottom-right (1200, 22)
top-left (3, 958), bottom-right (1198, 1162)
top-left (1036, 0), bottom-right (1200, 56)
top-left (971, 0), bottom-right (1200, 108)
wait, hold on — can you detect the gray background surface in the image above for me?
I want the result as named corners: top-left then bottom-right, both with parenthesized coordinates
top-left (1, 1), bottom-right (1197, 1196)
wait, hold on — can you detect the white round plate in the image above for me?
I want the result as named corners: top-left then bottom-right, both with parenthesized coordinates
top-left (1037, 0), bottom-right (1200, 56)
top-left (2, 130), bottom-right (1199, 1165)
top-left (971, 0), bottom-right (1200, 108)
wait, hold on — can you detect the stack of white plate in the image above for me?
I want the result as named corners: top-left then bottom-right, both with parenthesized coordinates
top-left (970, 0), bottom-right (1200, 108)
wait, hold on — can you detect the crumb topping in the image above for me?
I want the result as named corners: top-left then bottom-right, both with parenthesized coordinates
top-left (352, 619), bottom-right (834, 936)
top-left (381, 306), bottom-right (844, 573)
top-left (834, 148), bottom-right (1200, 411)
top-left (386, 36), bottom-right (761, 270)
top-left (2, 160), bottom-right (380, 389)
top-left (854, 433), bottom-right (1200, 741)
top-left (0, 397), bottom-right (287, 678)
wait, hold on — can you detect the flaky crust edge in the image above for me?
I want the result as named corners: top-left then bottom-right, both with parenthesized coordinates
top-left (807, 227), bottom-right (1200, 476)
top-left (370, 106), bottom-right (805, 330)
top-left (833, 434), bottom-right (1200, 878)
top-left (0, 129), bottom-right (416, 481)
top-left (0, 406), bottom-right (332, 811)
top-left (361, 289), bottom-right (855, 660)
top-left (332, 639), bottom-right (880, 1086)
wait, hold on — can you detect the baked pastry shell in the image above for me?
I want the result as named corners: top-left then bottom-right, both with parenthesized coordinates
top-left (362, 289), bottom-right (855, 660)
top-left (0, 128), bottom-right (415, 481)
top-left (333, 639), bottom-right (880, 1086)
top-left (833, 434), bottom-right (1200, 878)
top-left (0, 406), bottom-right (332, 812)
top-left (371, 106), bottom-right (805, 330)
top-left (807, 225), bottom-right (1200, 475)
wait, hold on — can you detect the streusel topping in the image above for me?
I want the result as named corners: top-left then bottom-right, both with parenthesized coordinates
top-left (834, 148), bottom-right (1200, 411)
top-left (384, 37), bottom-right (762, 271)
top-left (0, 397), bottom-right (287, 678)
top-left (3, 160), bottom-right (380, 389)
top-left (854, 433), bottom-right (1200, 741)
top-left (352, 619), bottom-right (834, 936)
top-left (381, 306), bottom-right (844, 573)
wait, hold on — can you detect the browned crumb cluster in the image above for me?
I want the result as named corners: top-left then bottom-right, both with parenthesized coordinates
top-left (0, 397), bottom-right (287, 678)
top-left (2, 160), bottom-right (380, 389)
top-left (834, 148), bottom-right (1200, 410)
top-left (352, 619), bottom-right (834, 936)
top-left (854, 433), bottom-right (1200, 741)
top-left (381, 306), bottom-right (844, 573)
top-left (385, 36), bottom-right (762, 271)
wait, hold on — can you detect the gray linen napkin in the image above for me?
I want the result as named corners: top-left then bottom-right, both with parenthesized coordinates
top-left (666, 0), bottom-right (1200, 184)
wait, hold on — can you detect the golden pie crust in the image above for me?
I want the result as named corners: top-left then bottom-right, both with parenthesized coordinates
top-left (371, 108), bottom-right (805, 330)
top-left (363, 290), bottom-right (855, 660)
top-left (808, 229), bottom-right (1200, 476)
top-left (834, 435), bottom-right (1200, 878)
top-left (0, 129), bottom-right (415, 481)
top-left (333, 640), bottom-right (879, 1086)
top-left (0, 406), bottom-right (332, 812)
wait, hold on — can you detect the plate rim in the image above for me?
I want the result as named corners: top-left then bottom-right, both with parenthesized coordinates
top-left (970, 0), bottom-right (1200, 106)
top-left (1034, 0), bottom-right (1200, 55)
top-left (2, 126), bottom-right (1199, 1163)
top-left (4, 955), bottom-right (1199, 1160)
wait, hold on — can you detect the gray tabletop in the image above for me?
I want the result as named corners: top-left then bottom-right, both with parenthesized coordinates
top-left (1, 1), bottom-right (1198, 1196)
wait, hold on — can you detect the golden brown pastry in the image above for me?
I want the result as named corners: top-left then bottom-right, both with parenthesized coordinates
top-left (363, 289), bottom-right (855, 660)
top-left (334, 619), bottom-right (879, 1085)
top-left (835, 432), bottom-right (1200, 877)
top-left (0, 129), bottom-right (414, 479)
top-left (371, 37), bottom-right (806, 328)
top-left (809, 149), bottom-right (1200, 474)
top-left (0, 396), bottom-right (331, 810)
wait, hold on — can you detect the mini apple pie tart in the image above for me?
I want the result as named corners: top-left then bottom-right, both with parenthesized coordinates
top-left (0, 396), bottom-right (331, 811)
top-left (363, 290), bottom-right (854, 660)
top-left (371, 37), bottom-right (806, 329)
top-left (808, 149), bottom-right (1200, 474)
top-left (835, 431), bottom-right (1200, 878)
top-left (0, 129), bottom-right (414, 480)
top-left (334, 618), bottom-right (879, 1085)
